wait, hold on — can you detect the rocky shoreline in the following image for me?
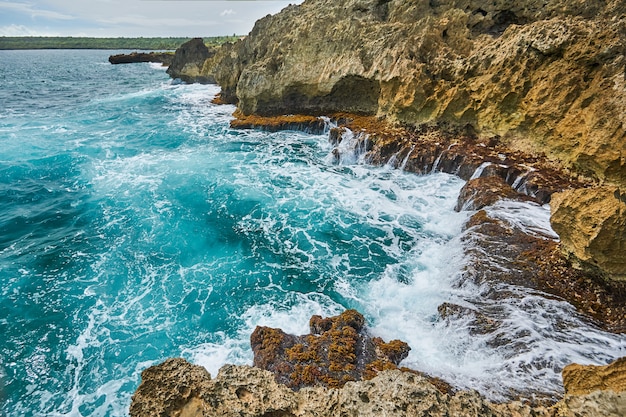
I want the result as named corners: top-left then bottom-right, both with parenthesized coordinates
top-left (128, 0), bottom-right (625, 414)
top-left (129, 311), bottom-right (626, 417)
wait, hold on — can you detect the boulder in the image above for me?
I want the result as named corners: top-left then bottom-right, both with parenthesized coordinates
top-left (167, 38), bottom-right (215, 83)
top-left (129, 357), bottom-right (626, 417)
top-left (250, 309), bottom-right (410, 390)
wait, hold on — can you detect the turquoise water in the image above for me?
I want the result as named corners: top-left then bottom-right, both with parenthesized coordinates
top-left (0, 50), bottom-right (624, 416)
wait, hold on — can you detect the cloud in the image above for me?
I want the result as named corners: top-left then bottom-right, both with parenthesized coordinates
top-left (220, 9), bottom-right (235, 17)
top-left (0, 1), bottom-right (75, 20)
top-left (0, 24), bottom-right (60, 36)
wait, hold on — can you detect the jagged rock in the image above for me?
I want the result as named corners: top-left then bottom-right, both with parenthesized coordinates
top-left (108, 52), bottom-right (174, 66)
top-left (129, 358), bottom-right (626, 417)
top-left (167, 38), bottom-right (216, 84)
top-left (550, 186), bottom-right (626, 280)
top-left (455, 176), bottom-right (536, 211)
top-left (129, 357), bottom-right (212, 417)
top-left (206, 0), bottom-right (626, 281)
top-left (562, 357), bottom-right (626, 396)
top-left (250, 310), bottom-right (410, 390)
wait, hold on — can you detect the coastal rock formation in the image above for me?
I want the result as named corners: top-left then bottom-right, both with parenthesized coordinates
top-left (108, 52), bottom-right (174, 66)
top-left (251, 310), bottom-right (411, 390)
top-left (167, 38), bottom-right (215, 84)
top-left (130, 358), bottom-right (626, 417)
top-left (550, 186), bottom-right (626, 281)
top-left (205, 0), bottom-right (626, 281)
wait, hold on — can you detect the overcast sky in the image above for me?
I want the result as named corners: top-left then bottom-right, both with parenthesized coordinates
top-left (0, 0), bottom-right (301, 37)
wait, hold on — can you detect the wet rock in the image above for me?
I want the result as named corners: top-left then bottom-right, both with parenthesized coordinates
top-left (462, 208), bottom-right (626, 333)
top-left (108, 52), bottom-right (174, 66)
top-left (250, 309), bottom-right (410, 390)
top-left (550, 186), bottom-right (626, 281)
top-left (228, 110), bottom-right (327, 134)
top-left (455, 176), bottom-right (536, 211)
top-left (166, 38), bottom-right (216, 84)
top-left (562, 356), bottom-right (626, 396)
top-left (437, 302), bottom-right (501, 335)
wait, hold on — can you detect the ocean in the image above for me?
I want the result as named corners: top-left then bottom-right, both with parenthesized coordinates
top-left (0, 50), bottom-right (624, 416)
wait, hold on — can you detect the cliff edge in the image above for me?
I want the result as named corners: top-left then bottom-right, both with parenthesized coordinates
top-left (204, 0), bottom-right (626, 281)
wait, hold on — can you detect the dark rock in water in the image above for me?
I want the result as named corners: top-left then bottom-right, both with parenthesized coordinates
top-left (166, 37), bottom-right (216, 84)
top-left (462, 208), bottom-right (626, 333)
top-left (108, 51), bottom-right (174, 66)
top-left (437, 302), bottom-right (501, 335)
top-left (229, 110), bottom-right (327, 133)
top-left (455, 176), bottom-right (535, 211)
top-left (250, 309), bottom-right (410, 390)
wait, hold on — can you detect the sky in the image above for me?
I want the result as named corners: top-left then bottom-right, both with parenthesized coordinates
top-left (0, 0), bottom-right (301, 37)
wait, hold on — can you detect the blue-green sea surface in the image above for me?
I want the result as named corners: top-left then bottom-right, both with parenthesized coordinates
top-left (0, 50), bottom-right (624, 416)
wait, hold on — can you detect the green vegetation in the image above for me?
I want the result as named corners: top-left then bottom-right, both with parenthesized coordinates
top-left (0, 36), bottom-right (241, 50)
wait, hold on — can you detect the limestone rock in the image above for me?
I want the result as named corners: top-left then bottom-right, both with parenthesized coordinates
top-left (562, 357), bottom-right (626, 396)
top-left (167, 38), bottom-right (215, 84)
top-left (130, 360), bottom-right (553, 417)
top-left (550, 186), bottom-right (626, 280)
top-left (210, 0), bottom-right (626, 186)
top-left (130, 357), bottom-right (626, 417)
top-left (129, 357), bottom-right (212, 417)
top-left (250, 309), bottom-right (410, 390)
top-left (462, 206), bottom-right (626, 333)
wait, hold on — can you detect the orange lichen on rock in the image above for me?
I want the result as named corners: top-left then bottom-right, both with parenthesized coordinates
top-left (230, 109), bottom-right (326, 133)
top-left (251, 309), bottom-right (411, 390)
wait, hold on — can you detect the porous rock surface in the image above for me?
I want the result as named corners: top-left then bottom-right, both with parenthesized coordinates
top-left (563, 356), bottom-right (626, 396)
top-left (204, 0), bottom-right (626, 280)
top-left (550, 186), bottom-right (626, 280)
top-left (250, 309), bottom-right (410, 390)
top-left (130, 357), bottom-right (626, 417)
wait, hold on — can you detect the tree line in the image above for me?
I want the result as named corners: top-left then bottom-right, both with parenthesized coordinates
top-left (0, 36), bottom-right (240, 50)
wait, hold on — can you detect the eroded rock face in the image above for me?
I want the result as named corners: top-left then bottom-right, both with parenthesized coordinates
top-left (207, 0), bottom-right (626, 280)
top-left (167, 38), bottom-right (215, 84)
top-left (129, 358), bottom-right (626, 417)
top-left (550, 186), bottom-right (626, 280)
top-left (250, 310), bottom-right (410, 390)
top-left (211, 0), bottom-right (625, 186)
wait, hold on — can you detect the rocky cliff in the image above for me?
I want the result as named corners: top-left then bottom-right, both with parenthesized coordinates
top-left (204, 0), bottom-right (626, 281)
